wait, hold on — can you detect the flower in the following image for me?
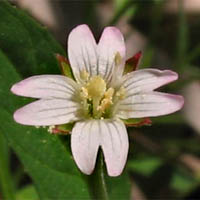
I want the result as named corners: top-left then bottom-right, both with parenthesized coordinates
top-left (11, 24), bottom-right (184, 177)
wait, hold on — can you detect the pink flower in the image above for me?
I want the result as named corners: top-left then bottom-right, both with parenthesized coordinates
top-left (11, 24), bottom-right (184, 176)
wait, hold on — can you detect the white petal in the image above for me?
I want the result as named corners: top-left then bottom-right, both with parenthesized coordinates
top-left (97, 27), bottom-right (126, 82)
top-left (14, 99), bottom-right (80, 126)
top-left (71, 120), bottom-right (100, 175)
top-left (68, 24), bottom-right (97, 82)
top-left (117, 91), bottom-right (184, 119)
top-left (11, 75), bottom-right (78, 99)
top-left (100, 119), bottom-right (129, 177)
top-left (122, 69), bottom-right (178, 96)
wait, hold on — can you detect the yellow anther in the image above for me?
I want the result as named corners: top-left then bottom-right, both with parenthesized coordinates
top-left (80, 87), bottom-right (89, 99)
top-left (104, 88), bottom-right (114, 99)
top-left (97, 87), bottom-right (114, 113)
top-left (98, 98), bottom-right (113, 113)
top-left (79, 72), bottom-right (118, 118)
top-left (116, 87), bottom-right (125, 100)
top-left (80, 70), bottom-right (89, 81)
top-left (114, 52), bottom-right (122, 66)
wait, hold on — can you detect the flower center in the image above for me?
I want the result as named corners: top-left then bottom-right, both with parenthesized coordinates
top-left (79, 71), bottom-right (122, 119)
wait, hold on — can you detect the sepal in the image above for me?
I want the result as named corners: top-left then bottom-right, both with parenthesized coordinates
top-left (122, 117), bottom-right (152, 127)
top-left (50, 122), bottom-right (75, 134)
top-left (123, 51), bottom-right (142, 75)
top-left (56, 54), bottom-right (75, 79)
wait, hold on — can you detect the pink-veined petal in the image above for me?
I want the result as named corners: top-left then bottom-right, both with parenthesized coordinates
top-left (14, 99), bottom-right (80, 126)
top-left (11, 75), bottom-right (78, 99)
top-left (100, 119), bottom-right (129, 177)
top-left (68, 24), bottom-right (97, 82)
top-left (97, 27), bottom-right (126, 82)
top-left (117, 91), bottom-right (184, 119)
top-left (122, 69), bottom-right (178, 96)
top-left (71, 120), bottom-right (100, 175)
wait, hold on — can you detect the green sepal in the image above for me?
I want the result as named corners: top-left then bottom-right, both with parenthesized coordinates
top-left (56, 54), bottom-right (75, 80)
top-left (123, 63), bottom-right (134, 75)
top-left (51, 122), bottom-right (75, 134)
top-left (122, 117), bottom-right (152, 127)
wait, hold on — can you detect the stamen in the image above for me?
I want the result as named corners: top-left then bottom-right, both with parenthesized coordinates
top-left (79, 70), bottom-right (124, 119)
top-left (98, 88), bottom-right (114, 113)
top-left (80, 70), bottom-right (89, 81)
top-left (80, 87), bottom-right (88, 99)
top-left (116, 87), bottom-right (125, 100)
top-left (114, 52), bottom-right (122, 66)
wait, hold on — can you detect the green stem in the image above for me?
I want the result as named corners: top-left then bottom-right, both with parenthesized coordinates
top-left (0, 134), bottom-right (15, 200)
top-left (87, 151), bottom-right (109, 200)
top-left (175, 0), bottom-right (188, 73)
top-left (108, 0), bottom-right (132, 25)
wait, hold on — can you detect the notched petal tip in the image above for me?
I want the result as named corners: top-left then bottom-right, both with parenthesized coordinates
top-left (10, 82), bottom-right (22, 95)
top-left (107, 167), bottom-right (124, 177)
top-left (162, 70), bottom-right (178, 82)
top-left (11, 79), bottom-right (33, 97)
top-left (10, 84), bottom-right (16, 94)
top-left (101, 26), bottom-right (125, 46)
top-left (155, 93), bottom-right (184, 115)
top-left (172, 94), bottom-right (184, 110)
top-left (103, 26), bottom-right (124, 39)
top-left (73, 24), bottom-right (90, 30)
top-left (78, 166), bottom-right (94, 176)
top-left (69, 24), bottom-right (93, 39)
top-left (13, 108), bottom-right (27, 125)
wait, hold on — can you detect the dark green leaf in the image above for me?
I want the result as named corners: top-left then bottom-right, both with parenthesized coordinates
top-left (0, 133), bottom-right (15, 200)
top-left (0, 49), bottom-right (90, 199)
top-left (0, 1), bottom-right (64, 77)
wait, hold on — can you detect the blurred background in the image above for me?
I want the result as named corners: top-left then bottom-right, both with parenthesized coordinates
top-left (2, 0), bottom-right (200, 199)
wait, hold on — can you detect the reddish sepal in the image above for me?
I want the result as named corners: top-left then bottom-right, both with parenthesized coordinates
top-left (125, 118), bottom-right (152, 127)
top-left (51, 125), bottom-right (71, 135)
top-left (126, 51), bottom-right (142, 71)
top-left (55, 54), bottom-right (69, 74)
top-left (55, 54), bottom-right (74, 79)
top-left (56, 54), bottom-right (69, 65)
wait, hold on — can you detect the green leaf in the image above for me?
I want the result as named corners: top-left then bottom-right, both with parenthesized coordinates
top-left (128, 157), bottom-right (163, 177)
top-left (0, 49), bottom-right (90, 199)
top-left (0, 1), bottom-right (64, 77)
top-left (0, 133), bottom-right (15, 200)
top-left (16, 185), bottom-right (39, 200)
top-left (170, 168), bottom-right (199, 197)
